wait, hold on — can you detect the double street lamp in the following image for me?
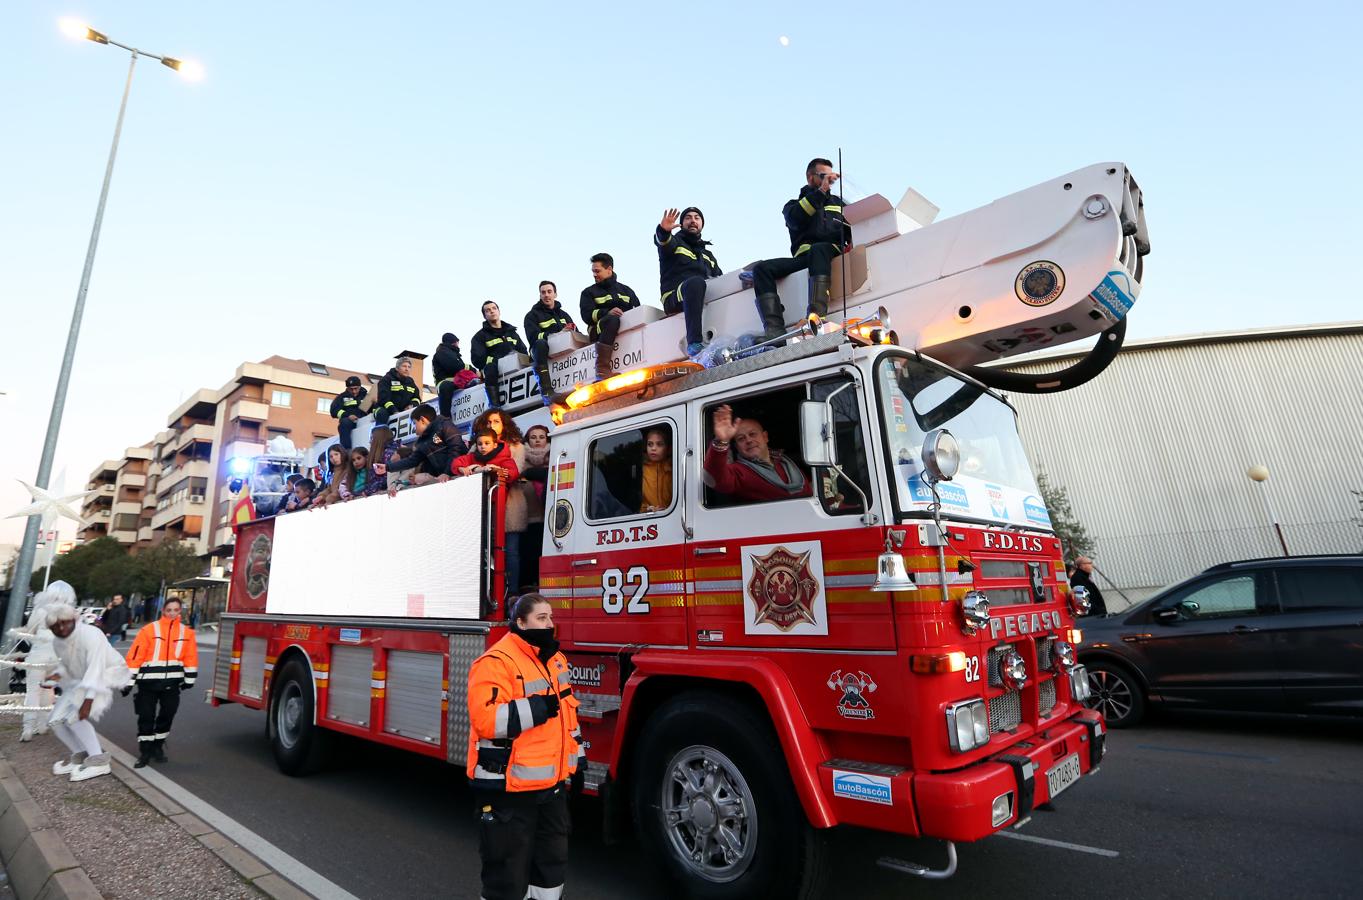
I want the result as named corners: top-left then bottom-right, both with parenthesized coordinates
top-left (3, 22), bottom-right (201, 642)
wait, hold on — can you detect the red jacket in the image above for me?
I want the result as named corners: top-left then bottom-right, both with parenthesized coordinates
top-left (704, 442), bottom-right (812, 502)
top-left (450, 443), bottom-right (520, 480)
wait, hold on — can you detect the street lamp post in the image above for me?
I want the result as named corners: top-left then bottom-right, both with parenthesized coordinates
top-left (1247, 464), bottom-right (1290, 557)
top-left (3, 22), bottom-right (200, 645)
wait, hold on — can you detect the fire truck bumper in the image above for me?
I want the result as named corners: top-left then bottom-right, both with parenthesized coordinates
top-left (914, 709), bottom-right (1106, 842)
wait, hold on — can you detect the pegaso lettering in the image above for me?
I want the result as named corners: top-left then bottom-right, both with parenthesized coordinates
top-left (989, 610), bottom-right (1061, 640)
top-left (981, 531), bottom-right (1045, 553)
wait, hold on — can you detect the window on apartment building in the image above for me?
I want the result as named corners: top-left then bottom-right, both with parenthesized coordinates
top-left (271, 390), bottom-right (292, 408)
top-left (307, 362), bottom-right (330, 376)
top-left (316, 397), bottom-right (331, 414)
top-left (267, 426), bottom-right (291, 440)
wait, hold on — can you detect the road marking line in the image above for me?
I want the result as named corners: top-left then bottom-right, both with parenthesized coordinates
top-left (1135, 744), bottom-right (1277, 762)
top-left (994, 830), bottom-right (1120, 858)
top-left (98, 735), bottom-right (362, 900)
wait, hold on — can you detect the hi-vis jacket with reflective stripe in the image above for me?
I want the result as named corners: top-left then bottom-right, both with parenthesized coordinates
top-left (654, 225), bottom-right (721, 304)
top-left (467, 632), bottom-right (584, 794)
top-left (522, 301), bottom-right (577, 346)
top-left (470, 322), bottom-right (529, 369)
top-left (782, 184), bottom-right (852, 256)
top-left (578, 276), bottom-right (641, 336)
top-left (125, 617), bottom-right (199, 688)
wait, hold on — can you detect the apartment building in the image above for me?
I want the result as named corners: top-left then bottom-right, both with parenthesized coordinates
top-left (79, 353), bottom-right (430, 563)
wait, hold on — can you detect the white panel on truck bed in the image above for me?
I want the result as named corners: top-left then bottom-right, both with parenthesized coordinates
top-left (266, 476), bottom-right (484, 618)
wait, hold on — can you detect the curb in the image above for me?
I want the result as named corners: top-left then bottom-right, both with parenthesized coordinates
top-left (0, 757), bottom-right (100, 900)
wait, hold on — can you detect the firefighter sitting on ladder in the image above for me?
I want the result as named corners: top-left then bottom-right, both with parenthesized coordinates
top-left (124, 597), bottom-right (198, 768)
top-left (467, 593), bottom-right (585, 900)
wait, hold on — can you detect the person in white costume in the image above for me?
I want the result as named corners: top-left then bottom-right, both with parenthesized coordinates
top-left (13, 582), bottom-right (74, 741)
top-left (44, 603), bottom-right (133, 782)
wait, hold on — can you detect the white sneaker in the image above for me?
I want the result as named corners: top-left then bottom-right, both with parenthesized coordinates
top-left (19, 729), bottom-right (33, 742)
top-left (52, 753), bottom-right (85, 776)
top-left (70, 762), bottom-right (111, 782)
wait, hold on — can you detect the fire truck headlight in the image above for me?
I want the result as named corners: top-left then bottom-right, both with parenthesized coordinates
top-left (991, 792), bottom-right (1014, 827)
top-left (921, 429), bottom-right (960, 483)
top-left (1052, 640), bottom-right (1077, 670)
top-left (228, 456), bottom-right (252, 478)
top-left (1070, 585), bottom-right (1092, 616)
top-left (946, 698), bottom-right (988, 753)
top-left (1070, 665), bottom-right (1092, 702)
top-left (1001, 649), bottom-right (1027, 690)
top-left (962, 590), bottom-right (990, 632)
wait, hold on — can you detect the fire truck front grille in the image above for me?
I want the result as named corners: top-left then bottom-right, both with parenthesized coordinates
top-left (987, 645), bottom-right (1007, 687)
top-left (1038, 679), bottom-right (1057, 717)
top-left (1036, 637), bottom-right (1055, 671)
top-left (988, 690), bottom-right (1022, 733)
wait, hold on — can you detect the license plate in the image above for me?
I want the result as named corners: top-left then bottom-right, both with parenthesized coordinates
top-left (1046, 753), bottom-right (1082, 800)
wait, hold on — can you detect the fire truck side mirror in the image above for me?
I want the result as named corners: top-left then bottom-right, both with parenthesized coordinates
top-left (799, 401), bottom-right (838, 468)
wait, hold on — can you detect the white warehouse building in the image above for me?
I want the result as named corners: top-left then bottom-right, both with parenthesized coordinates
top-left (996, 321), bottom-right (1363, 606)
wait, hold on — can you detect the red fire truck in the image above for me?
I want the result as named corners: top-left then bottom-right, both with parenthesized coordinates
top-left (212, 162), bottom-right (1148, 897)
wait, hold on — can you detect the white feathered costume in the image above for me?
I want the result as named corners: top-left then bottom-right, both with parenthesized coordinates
top-left (16, 582), bottom-right (72, 734)
top-left (47, 604), bottom-right (133, 725)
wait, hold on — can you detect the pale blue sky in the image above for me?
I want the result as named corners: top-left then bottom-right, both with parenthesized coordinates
top-left (3, 0), bottom-right (1361, 543)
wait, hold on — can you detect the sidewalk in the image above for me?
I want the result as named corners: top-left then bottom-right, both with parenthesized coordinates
top-left (0, 722), bottom-right (309, 899)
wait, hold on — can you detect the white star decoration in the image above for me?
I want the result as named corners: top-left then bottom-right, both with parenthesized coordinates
top-left (5, 480), bottom-right (96, 532)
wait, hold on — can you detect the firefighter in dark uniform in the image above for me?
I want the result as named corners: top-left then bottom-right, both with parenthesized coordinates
top-left (578, 252), bottom-right (641, 382)
top-left (749, 157), bottom-right (852, 340)
top-left (471, 301), bottom-right (529, 410)
top-left (376, 357), bottom-right (420, 426)
top-left (656, 206), bottom-right (721, 356)
top-left (522, 281), bottom-right (577, 406)
top-left (329, 376), bottom-right (368, 449)
top-left (467, 593), bottom-right (585, 900)
top-left (432, 333), bottom-right (471, 418)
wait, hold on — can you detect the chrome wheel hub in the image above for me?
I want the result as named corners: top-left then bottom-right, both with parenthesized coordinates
top-left (660, 746), bottom-right (757, 882)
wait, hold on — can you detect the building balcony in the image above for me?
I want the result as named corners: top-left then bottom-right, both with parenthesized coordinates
top-left (113, 501), bottom-right (142, 516)
top-left (211, 524), bottom-right (238, 550)
top-left (224, 439), bottom-right (266, 463)
top-left (96, 484), bottom-right (115, 499)
top-left (110, 529), bottom-right (137, 545)
top-left (151, 496), bottom-right (206, 532)
top-left (137, 526), bottom-right (154, 543)
top-left (119, 473), bottom-right (147, 488)
top-left (174, 423), bottom-right (216, 452)
top-left (158, 459), bottom-right (211, 488)
top-left (229, 399), bottom-right (270, 423)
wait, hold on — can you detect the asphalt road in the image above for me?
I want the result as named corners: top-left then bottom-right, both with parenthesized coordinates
top-left (96, 645), bottom-right (1363, 899)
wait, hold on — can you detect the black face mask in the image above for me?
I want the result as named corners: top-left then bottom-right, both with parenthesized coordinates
top-left (512, 622), bottom-right (559, 660)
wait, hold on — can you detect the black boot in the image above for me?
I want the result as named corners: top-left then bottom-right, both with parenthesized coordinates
top-left (152, 741), bottom-right (168, 763)
top-left (595, 343), bottom-right (614, 382)
top-left (134, 751), bottom-right (151, 769)
top-left (754, 293), bottom-right (787, 343)
top-left (807, 275), bottom-right (831, 320)
top-left (534, 362), bottom-right (568, 406)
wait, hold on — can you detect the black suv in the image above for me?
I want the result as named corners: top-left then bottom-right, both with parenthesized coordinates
top-left (1077, 555), bottom-right (1363, 727)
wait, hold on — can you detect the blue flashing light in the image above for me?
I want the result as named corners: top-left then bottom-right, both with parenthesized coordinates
top-left (228, 457), bottom-right (252, 477)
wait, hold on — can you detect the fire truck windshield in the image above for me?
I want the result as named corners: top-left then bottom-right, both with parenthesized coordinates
top-left (877, 355), bottom-right (1051, 530)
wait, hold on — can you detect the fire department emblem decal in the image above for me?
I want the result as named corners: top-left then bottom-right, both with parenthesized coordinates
top-left (740, 541), bottom-right (828, 636)
top-left (1014, 260), bottom-right (1065, 307)
top-left (244, 532), bottom-right (272, 600)
top-left (827, 669), bottom-right (878, 720)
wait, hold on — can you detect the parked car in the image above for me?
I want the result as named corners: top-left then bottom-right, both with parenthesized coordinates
top-left (1078, 555), bottom-right (1363, 727)
top-left (76, 606), bottom-right (103, 626)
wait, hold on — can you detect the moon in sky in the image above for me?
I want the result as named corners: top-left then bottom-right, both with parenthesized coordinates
top-left (779, 35), bottom-right (790, 46)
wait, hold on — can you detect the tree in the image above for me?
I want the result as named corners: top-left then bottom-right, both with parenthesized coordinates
top-left (31, 536), bottom-right (126, 598)
top-left (87, 555), bottom-right (151, 600)
top-left (1036, 471), bottom-right (1096, 564)
top-left (136, 541), bottom-right (204, 595)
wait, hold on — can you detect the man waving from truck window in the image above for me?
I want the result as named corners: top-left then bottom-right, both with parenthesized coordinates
top-left (704, 403), bottom-right (811, 502)
top-left (467, 593), bottom-right (584, 900)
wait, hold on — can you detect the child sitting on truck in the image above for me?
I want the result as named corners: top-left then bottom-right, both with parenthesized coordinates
top-left (450, 429), bottom-right (520, 481)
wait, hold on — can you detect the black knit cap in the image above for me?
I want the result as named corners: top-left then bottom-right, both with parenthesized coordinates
top-left (680, 206), bottom-right (704, 228)
top-left (442, 332), bottom-right (458, 344)
top-left (345, 375), bottom-right (362, 387)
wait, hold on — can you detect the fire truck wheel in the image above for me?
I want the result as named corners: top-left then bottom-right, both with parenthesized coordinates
top-left (632, 692), bottom-right (827, 900)
top-left (1085, 661), bottom-right (1146, 728)
top-left (267, 658), bottom-right (331, 775)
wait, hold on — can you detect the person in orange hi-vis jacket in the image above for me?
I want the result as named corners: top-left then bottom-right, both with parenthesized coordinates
top-left (467, 593), bottom-right (585, 900)
top-left (124, 596), bottom-right (198, 768)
